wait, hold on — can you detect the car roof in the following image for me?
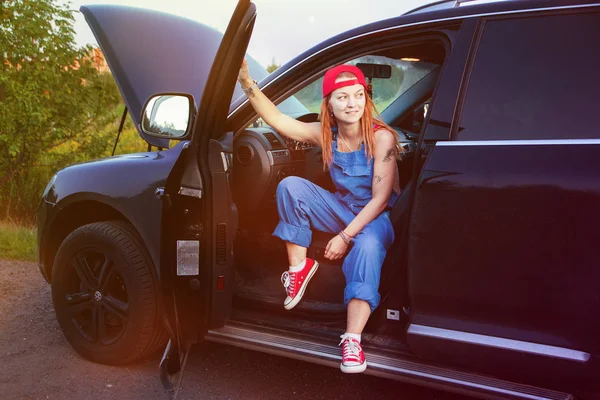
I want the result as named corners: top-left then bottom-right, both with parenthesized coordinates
top-left (402, 0), bottom-right (593, 16)
top-left (409, 0), bottom-right (600, 20)
top-left (265, 0), bottom-right (599, 82)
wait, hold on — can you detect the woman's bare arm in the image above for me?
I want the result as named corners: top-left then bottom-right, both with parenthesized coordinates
top-left (239, 60), bottom-right (321, 145)
top-left (342, 129), bottom-right (398, 238)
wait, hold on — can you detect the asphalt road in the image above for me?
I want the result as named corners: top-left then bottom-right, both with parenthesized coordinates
top-left (0, 259), bottom-right (469, 400)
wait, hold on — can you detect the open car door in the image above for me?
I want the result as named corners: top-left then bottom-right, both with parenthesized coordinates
top-left (158, 0), bottom-right (256, 397)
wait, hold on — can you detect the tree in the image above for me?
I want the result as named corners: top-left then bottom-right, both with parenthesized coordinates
top-left (266, 58), bottom-right (279, 73)
top-left (0, 0), bottom-right (121, 223)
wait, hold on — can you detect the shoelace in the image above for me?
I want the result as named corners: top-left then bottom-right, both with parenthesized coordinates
top-left (280, 271), bottom-right (296, 295)
top-left (339, 334), bottom-right (361, 360)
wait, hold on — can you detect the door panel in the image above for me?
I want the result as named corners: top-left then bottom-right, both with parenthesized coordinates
top-left (407, 142), bottom-right (600, 391)
top-left (159, 0), bottom-right (255, 394)
top-left (407, 11), bottom-right (600, 395)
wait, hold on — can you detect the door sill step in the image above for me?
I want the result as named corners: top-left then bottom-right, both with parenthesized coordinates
top-left (206, 323), bottom-right (573, 400)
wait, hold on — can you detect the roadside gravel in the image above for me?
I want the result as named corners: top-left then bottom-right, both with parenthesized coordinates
top-left (0, 259), bottom-right (465, 400)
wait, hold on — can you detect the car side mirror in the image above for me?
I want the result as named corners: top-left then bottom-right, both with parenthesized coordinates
top-left (141, 93), bottom-right (195, 139)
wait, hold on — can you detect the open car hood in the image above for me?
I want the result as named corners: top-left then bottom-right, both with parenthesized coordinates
top-left (80, 5), bottom-right (268, 148)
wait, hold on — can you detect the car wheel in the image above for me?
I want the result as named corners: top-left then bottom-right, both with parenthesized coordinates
top-left (51, 220), bottom-right (166, 365)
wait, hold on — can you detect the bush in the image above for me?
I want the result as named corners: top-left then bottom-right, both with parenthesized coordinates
top-left (0, 0), bottom-right (131, 224)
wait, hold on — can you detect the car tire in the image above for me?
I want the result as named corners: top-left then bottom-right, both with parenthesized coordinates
top-left (51, 220), bottom-right (166, 365)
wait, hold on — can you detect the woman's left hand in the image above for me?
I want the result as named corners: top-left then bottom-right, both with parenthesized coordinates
top-left (325, 235), bottom-right (349, 260)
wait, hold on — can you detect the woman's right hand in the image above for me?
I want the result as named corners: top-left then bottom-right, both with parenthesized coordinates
top-left (238, 58), bottom-right (252, 87)
top-left (324, 235), bottom-right (349, 260)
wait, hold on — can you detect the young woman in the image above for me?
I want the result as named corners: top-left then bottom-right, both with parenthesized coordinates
top-left (238, 60), bottom-right (400, 373)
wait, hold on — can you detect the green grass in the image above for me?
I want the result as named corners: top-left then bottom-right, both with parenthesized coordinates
top-left (0, 221), bottom-right (37, 261)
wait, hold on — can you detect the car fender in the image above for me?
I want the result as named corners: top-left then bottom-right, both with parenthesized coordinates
top-left (40, 141), bottom-right (188, 277)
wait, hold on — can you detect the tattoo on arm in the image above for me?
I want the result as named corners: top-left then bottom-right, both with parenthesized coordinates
top-left (374, 175), bottom-right (383, 185)
top-left (247, 86), bottom-right (256, 98)
top-left (383, 148), bottom-right (396, 162)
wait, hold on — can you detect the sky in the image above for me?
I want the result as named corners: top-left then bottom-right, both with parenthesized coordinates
top-left (63, 0), bottom-right (434, 67)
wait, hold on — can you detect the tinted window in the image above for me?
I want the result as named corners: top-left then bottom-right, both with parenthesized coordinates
top-left (458, 12), bottom-right (600, 141)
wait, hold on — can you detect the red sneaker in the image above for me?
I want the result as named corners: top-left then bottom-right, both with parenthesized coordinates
top-left (339, 334), bottom-right (367, 373)
top-left (280, 258), bottom-right (319, 310)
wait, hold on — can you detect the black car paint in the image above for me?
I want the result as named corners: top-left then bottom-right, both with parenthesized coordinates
top-left (408, 143), bottom-right (600, 382)
top-left (402, 3), bottom-right (600, 393)
top-left (37, 141), bottom-right (187, 281)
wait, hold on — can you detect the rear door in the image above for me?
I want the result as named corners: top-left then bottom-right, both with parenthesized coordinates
top-left (407, 8), bottom-right (600, 395)
top-left (159, 0), bottom-right (256, 395)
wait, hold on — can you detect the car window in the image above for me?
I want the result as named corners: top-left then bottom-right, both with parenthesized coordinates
top-left (457, 12), bottom-right (600, 141)
top-left (276, 55), bottom-right (440, 118)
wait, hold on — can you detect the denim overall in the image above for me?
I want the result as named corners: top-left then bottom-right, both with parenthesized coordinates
top-left (273, 132), bottom-right (398, 311)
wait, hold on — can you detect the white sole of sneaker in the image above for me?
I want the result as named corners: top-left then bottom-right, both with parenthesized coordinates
top-left (340, 361), bottom-right (367, 373)
top-left (283, 261), bottom-right (319, 310)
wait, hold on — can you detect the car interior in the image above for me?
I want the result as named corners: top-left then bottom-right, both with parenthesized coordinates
top-left (229, 40), bottom-right (446, 350)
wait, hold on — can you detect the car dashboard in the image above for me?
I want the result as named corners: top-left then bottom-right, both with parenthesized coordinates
top-left (232, 122), bottom-right (416, 211)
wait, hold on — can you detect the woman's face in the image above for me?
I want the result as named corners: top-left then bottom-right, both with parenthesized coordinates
top-left (328, 81), bottom-right (366, 125)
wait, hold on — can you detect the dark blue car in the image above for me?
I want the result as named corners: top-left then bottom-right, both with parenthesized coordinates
top-left (37, 0), bottom-right (600, 398)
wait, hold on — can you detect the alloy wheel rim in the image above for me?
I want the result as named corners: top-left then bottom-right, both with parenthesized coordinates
top-left (63, 250), bottom-right (130, 345)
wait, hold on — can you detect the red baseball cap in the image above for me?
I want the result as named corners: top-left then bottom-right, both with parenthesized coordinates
top-left (322, 64), bottom-right (367, 98)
